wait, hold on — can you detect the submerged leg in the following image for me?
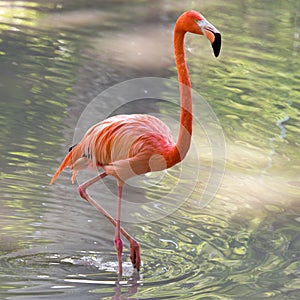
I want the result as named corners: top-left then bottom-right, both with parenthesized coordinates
top-left (77, 172), bottom-right (141, 272)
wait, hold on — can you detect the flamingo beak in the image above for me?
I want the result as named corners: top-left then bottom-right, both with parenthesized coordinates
top-left (197, 19), bottom-right (221, 57)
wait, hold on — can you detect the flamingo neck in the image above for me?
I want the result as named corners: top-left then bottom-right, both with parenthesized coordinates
top-left (173, 29), bottom-right (192, 163)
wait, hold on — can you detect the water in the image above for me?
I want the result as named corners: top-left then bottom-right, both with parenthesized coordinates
top-left (0, 0), bottom-right (299, 299)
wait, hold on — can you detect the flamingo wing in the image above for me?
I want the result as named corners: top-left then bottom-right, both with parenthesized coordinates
top-left (51, 114), bottom-right (177, 184)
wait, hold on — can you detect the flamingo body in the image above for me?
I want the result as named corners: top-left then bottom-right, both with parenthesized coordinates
top-left (50, 114), bottom-right (178, 185)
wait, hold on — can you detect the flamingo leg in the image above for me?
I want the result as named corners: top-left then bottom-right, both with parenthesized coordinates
top-left (114, 184), bottom-right (123, 274)
top-left (77, 172), bottom-right (141, 272)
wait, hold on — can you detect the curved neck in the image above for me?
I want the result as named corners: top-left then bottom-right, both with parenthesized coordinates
top-left (174, 29), bottom-right (192, 162)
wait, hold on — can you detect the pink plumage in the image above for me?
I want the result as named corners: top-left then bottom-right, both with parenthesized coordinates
top-left (50, 10), bottom-right (221, 275)
top-left (50, 114), bottom-right (177, 185)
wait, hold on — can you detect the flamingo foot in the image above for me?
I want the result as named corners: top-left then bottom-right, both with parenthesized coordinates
top-left (114, 238), bottom-right (123, 274)
top-left (130, 239), bottom-right (141, 271)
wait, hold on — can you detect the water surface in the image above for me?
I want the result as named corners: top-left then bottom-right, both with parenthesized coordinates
top-left (0, 0), bottom-right (299, 299)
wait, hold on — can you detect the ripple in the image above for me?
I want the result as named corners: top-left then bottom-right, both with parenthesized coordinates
top-left (0, 201), bottom-right (298, 300)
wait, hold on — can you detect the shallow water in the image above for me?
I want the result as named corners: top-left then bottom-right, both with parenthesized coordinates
top-left (0, 0), bottom-right (299, 299)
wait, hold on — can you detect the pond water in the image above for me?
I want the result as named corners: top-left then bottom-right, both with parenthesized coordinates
top-left (0, 0), bottom-right (299, 299)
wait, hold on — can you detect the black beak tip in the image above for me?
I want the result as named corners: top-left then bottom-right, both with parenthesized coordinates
top-left (212, 33), bottom-right (221, 57)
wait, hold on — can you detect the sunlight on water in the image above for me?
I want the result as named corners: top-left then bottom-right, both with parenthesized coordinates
top-left (0, 0), bottom-right (299, 299)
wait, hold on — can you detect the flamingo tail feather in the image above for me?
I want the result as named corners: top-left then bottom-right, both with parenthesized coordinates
top-left (50, 150), bottom-right (74, 185)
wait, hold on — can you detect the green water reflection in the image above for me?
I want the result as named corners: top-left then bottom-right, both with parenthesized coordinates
top-left (0, 1), bottom-right (79, 253)
top-left (0, 0), bottom-right (299, 299)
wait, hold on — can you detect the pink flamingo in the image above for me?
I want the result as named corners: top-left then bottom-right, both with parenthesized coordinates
top-left (50, 10), bottom-right (221, 274)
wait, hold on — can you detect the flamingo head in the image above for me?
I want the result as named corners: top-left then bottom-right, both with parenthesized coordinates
top-left (176, 10), bottom-right (221, 57)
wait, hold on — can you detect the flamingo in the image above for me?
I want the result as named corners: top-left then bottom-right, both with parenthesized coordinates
top-left (50, 10), bottom-right (221, 274)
